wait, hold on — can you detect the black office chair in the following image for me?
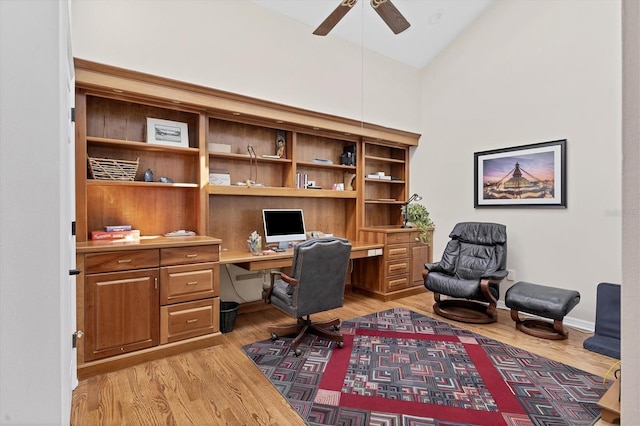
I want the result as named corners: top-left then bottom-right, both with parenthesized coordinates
top-left (263, 237), bottom-right (352, 356)
top-left (423, 222), bottom-right (507, 324)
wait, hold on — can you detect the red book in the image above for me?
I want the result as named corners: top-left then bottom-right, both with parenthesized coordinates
top-left (91, 230), bottom-right (140, 241)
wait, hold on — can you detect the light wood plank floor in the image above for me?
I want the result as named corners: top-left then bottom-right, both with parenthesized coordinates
top-left (71, 290), bottom-right (618, 425)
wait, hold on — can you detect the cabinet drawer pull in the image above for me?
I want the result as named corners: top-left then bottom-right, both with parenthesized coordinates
top-left (186, 319), bottom-right (199, 324)
top-left (117, 259), bottom-right (132, 264)
top-left (186, 281), bottom-right (198, 286)
top-left (185, 254), bottom-right (198, 259)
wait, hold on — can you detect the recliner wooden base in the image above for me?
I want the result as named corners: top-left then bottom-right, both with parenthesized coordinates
top-left (510, 310), bottom-right (568, 340)
top-left (433, 299), bottom-right (497, 324)
top-left (268, 316), bottom-right (343, 355)
top-left (505, 281), bottom-right (580, 340)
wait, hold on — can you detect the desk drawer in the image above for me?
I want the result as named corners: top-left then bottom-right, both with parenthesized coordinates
top-left (386, 233), bottom-right (413, 244)
top-left (386, 244), bottom-right (410, 260)
top-left (85, 250), bottom-right (159, 274)
top-left (161, 246), bottom-right (219, 266)
top-left (386, 260), bottom-right (410, 276)
top-left (160, 298), bottom-right (218, 344)
top-left (160, 263), bottom-right (218, 305)
top-left (386, 275), bottom-right (409, 291)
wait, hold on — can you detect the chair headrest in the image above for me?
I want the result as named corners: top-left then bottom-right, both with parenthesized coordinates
top-left (450, 222), bottom-right (507, 245)
top-left (295, 236), bottom-right (351, 251)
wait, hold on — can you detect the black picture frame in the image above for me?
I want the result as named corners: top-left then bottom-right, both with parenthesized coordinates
top-left (474, 139), bottom-right (567, 208)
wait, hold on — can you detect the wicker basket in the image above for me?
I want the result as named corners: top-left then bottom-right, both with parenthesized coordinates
top-left (88, 157), bottom-right (139, 181)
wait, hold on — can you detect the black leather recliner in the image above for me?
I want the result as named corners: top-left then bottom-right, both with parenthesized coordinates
top-left (423, 222), bottom-right (507, 324)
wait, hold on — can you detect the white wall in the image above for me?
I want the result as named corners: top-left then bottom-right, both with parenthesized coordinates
top-left (0, 0), bottom-right (74, 424)
top-left (621, 0), bottom-right (640, 418)
top-left (414, 0), bottom-right (622, 325)
top-left (70, 0), bottom-right (421, 134)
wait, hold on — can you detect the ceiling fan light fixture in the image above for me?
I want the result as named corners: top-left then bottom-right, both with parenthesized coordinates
top-left (429, 10), bottom-right (443, 26)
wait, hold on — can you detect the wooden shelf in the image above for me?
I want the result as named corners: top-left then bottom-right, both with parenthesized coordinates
top-left (364, 155), bottom-right (405, 164)
top-left (87, 136), bottom-right (200, 154)
top-left (87, 180), bottom-right (199, 188)
top-left (365, 178), bottom-right (405, 184)
top-left (207, 185), bottom-right (357, 198)
top-left (364, 199), bottom-right (403, 204)
top-left (296, 161), bottom-right (356, 171)
top-left (209, 152), bottom-right (292, 164)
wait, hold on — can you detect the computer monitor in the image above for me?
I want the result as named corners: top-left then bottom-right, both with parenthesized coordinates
top-left (262, 209), bottom-right (307, 250)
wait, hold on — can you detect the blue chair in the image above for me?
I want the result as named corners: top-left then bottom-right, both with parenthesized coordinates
top-left (583, 282), bottom-right (620, 359)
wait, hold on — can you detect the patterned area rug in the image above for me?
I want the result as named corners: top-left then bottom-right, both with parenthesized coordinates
top-left (242, 308), bottom-right (609, 425)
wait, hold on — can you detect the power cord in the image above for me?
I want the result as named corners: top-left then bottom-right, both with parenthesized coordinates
top-left (603, 360), bottom-right (621, 385)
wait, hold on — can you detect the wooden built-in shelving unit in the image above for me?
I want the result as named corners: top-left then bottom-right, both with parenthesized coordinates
top-left (73, 58), bottom-right (427, 377)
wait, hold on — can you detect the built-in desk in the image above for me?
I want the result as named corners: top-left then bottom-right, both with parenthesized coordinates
top-left (219, 241), bottom-right (384, 314)
top-left (219, 240), bottom-right (384, 269)
top-left (353, 226), bottom-right (433, 301)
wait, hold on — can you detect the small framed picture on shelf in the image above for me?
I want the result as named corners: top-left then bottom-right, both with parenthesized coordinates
top-left (146, 117), bottom-right (189, 148)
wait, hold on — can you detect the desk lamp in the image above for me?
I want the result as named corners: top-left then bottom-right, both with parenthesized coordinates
top-left (401, 193), bottom-right (422, 228)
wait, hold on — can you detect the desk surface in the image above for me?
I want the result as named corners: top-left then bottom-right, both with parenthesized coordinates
top-left (219, 240), bottom-right (383, 270)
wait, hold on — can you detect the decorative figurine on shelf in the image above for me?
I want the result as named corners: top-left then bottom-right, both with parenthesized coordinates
top-left (344, 172), bottom-right (356, 191)
top-left (158, 176), bottom-right (174, 183)
top-left (144, 168), bottom-right (154, 182)
top-left (275, 130), bottom-right (286, 158)
top-left (247, 231), bottom-right (262, 255)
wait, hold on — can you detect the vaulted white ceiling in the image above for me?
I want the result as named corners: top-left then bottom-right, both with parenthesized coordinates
top-left (250, 0), bottom-right (493, 69)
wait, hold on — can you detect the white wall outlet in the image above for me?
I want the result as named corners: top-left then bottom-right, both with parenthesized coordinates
top-left (507, 269), bottom-right (516, 281)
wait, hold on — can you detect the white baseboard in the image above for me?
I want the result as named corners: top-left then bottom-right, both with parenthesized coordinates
top-left (497, 301), bottom-right (595, 333)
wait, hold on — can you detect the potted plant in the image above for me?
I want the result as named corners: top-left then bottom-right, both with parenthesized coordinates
top-left (402, 203), bottom-right (434, 243)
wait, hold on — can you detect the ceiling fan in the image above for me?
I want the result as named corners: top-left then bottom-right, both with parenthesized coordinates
top-left (313, 0), bottom-right (411, 36)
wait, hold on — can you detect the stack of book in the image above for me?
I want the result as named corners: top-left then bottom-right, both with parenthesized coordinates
top-left (295, 172), bottom-right (309, 189)
top-left (91, 225), bottom-right (140, 241)
top-left (366, 172), bottom-right (393, 180)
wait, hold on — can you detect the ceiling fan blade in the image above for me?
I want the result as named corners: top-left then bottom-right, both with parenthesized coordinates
top-left (313, 0), bottom-right (357, 36)
top-left (370, 0), bottom-right (410, 34)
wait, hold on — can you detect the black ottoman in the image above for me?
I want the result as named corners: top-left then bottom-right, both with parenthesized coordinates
top-left (505, 281), bottom-right (580, 340)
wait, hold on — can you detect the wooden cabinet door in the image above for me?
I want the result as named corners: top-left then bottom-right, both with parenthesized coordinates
top-left (411, 244), bottom-right (431, 287)
top-left (85, 269), bottom-right (159, 361)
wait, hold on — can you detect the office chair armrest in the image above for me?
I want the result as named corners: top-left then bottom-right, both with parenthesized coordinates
top-left (422, 262), bottom-right (445, 279)
top-left (263, 271), bottom-right (280, 304)
top-left (424, 262), bottom-right (444, 273)
top-left (264, 271), bottom-right (299, 304)
top-left (482, 270), bottom-right (508, 281)
top-left (270, 270), bottom-right (297, 286)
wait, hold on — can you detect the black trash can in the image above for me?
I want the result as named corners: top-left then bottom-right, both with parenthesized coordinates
top-left (220, 301), bottom-right (240, 333)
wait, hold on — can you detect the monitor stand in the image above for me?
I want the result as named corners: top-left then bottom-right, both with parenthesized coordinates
top-left (277, 241), bottom-right (289, 250)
